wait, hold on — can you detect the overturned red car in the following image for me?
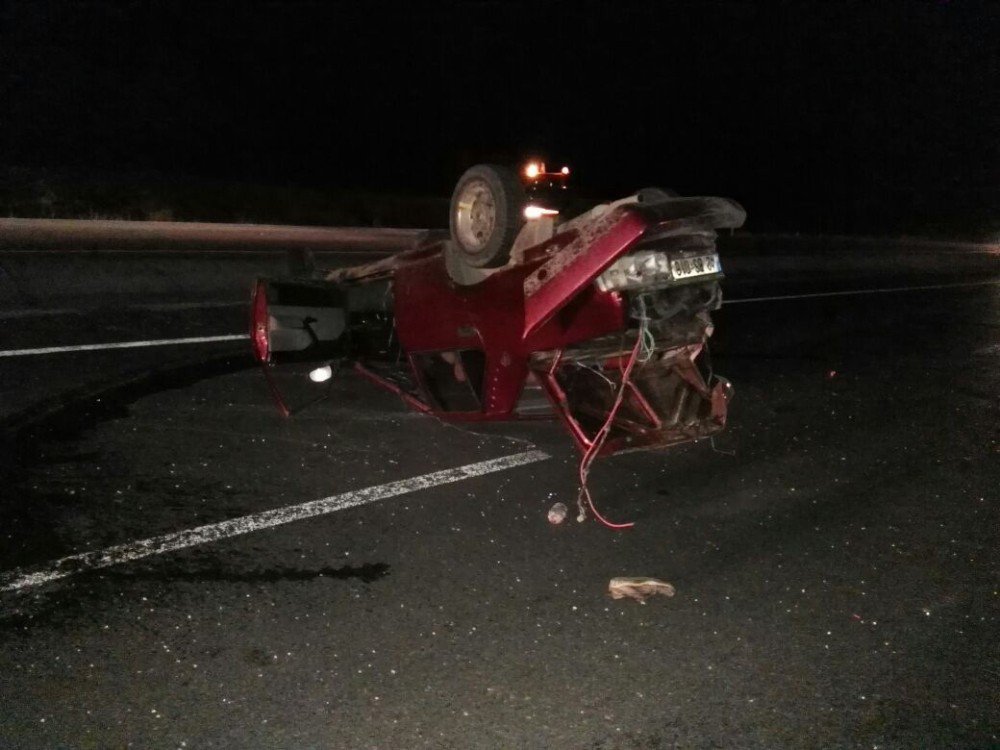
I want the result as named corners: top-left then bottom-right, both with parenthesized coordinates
top-left (251, 164), bottom-right (745, 464)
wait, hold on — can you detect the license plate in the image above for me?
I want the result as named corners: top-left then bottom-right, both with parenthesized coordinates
top-left (670, 253), bottom-right (720, 280)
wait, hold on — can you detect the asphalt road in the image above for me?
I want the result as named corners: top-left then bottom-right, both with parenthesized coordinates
top-left (1, 236), bottom-right (998, 749)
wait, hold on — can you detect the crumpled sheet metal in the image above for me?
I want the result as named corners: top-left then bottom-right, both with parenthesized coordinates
top-left (608, 577), bottom-right (676, 602)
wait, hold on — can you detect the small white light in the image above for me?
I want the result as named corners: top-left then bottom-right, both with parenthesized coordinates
top-left (309, 365), bottom-right (333, 383)
top-left (523, 204), bottom-right (560, 220)
top-left (561, 166), bottom-right (570, 175)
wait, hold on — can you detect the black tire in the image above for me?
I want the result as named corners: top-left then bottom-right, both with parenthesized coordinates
top-left (449, 164), bottom-right (526, 268)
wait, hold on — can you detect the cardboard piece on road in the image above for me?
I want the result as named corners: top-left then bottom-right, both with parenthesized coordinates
top-left (608, 577), bottom-right (676, 603)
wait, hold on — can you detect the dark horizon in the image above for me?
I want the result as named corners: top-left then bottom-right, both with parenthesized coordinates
top-left (1, 1), bottom-right (996, 233)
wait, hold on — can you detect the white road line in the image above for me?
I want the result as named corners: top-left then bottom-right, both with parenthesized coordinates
top-left (6, 278), bottom-right (995, 357)
top-left (0, 333), bottom-right (248, 357)
top-left (138, 301), bottom-right (244, 312)
top-left (0, 301), bottom-right (244, 320)
top-left (0, 449), bottom-right (550, 592)
top-left (723, 278), bottom-right (1000, 305)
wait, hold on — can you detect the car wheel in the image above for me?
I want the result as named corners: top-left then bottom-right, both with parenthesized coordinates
top-left (449, 164), bottom-right (525, 268)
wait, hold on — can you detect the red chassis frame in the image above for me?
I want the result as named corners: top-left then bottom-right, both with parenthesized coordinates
top-left (252, 198), bottom-right (741, 457)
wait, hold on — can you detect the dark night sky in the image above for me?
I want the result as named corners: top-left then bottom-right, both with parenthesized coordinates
top-left (1, 1), bottom-right (997, 228)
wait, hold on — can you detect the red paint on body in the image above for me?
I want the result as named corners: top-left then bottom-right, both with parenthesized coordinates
top-left (393, 247), bottom-right (626, 418)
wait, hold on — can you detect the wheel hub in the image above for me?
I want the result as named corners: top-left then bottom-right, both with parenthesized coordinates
top-left (453, 180), bottom-right (496, 253)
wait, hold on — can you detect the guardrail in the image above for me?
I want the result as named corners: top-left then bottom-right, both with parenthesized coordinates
top-left (0, 218), bottom-right (429, 253)
top-left (1, 220), bottom-right (995, 314)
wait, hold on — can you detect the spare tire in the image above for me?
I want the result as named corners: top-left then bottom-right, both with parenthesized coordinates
top-left (449, 164), bottom-right (526, 268)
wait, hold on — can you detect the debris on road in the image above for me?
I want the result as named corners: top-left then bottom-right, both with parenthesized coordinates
top-left (608, 577), bottom-right (676, 602)
top-left (547, 501), bottom-right (568, 525)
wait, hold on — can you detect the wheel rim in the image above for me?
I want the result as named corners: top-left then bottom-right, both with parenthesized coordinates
top-left (453, 180), bottom-right (496, 253)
